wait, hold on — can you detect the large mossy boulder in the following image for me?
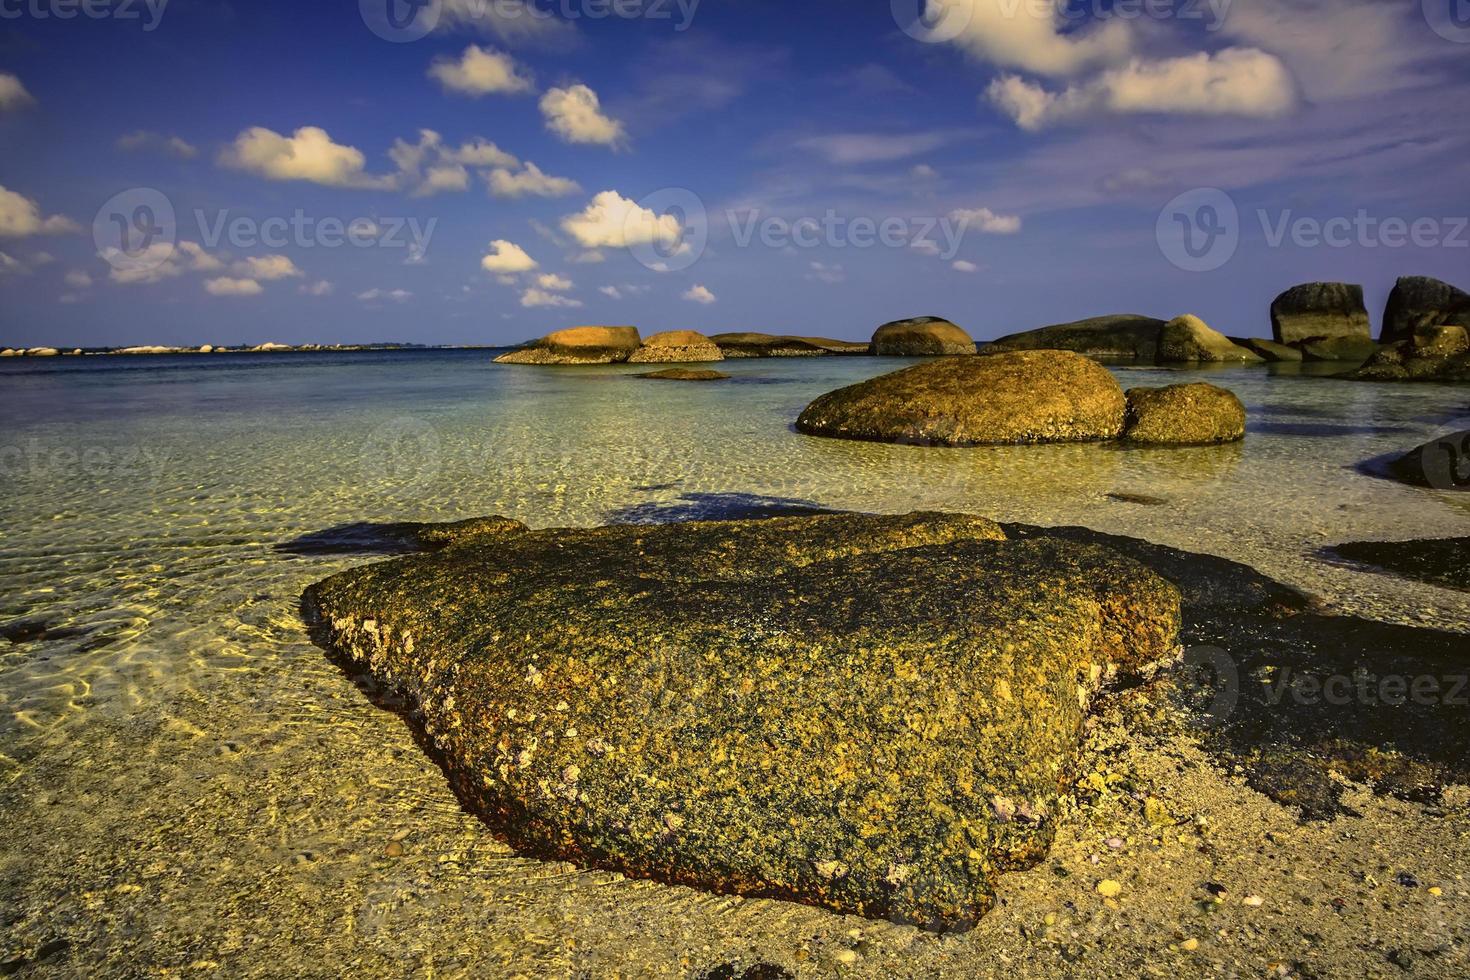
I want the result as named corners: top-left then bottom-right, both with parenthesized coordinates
top-left (1158, 315), bottom-right (1264, 363)
top-left (1269, 283), bottom-right (1371, 345)
top-left (796, 350), bottom-right (1127, 446)
top-left (983, 314), bottom-right (1166, 360)
top-left (1385, 431), bottom-right (1470, 489)
top-left (495, 326), bottom-right (643, 365)
top-left (627, 330), bottom-right (724, 364)
top-left (1122, 383), bottom-right (1247, 445)
top-left (870, 317), bottom-right (976, 356)
top-left (303, 511), bottom-right (1180, 930)
top-left (1381, 276), bottom-right (1470, 345)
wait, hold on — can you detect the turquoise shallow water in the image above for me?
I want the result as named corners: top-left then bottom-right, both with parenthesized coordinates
top-left (0, 350), bottom-right (1467, 975)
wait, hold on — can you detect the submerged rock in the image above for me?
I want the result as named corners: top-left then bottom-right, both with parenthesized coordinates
top-left (1386, 431), bottom-right (1470, 489)
top-left (1331, 538), bottom-right (1470, 592)
top-left (796, 350), bottom-right (1127, 446)
top-left (1269, 283), bottom-right (1371, 345)
top-left (1122, 383), bottom-right (1246, 445)
top-left (1381, 276), bottom-right (1470, 345)
top-left (495, 326), bottom-right (643, 365)
top-left (304, 511), bottom-right (1181, 931)
top-left (627, 331), bottom-right (724, 364)
top-left (636, 368), bottom-right (730, 381)
top-left (870, 317), bottom-right (976, 356)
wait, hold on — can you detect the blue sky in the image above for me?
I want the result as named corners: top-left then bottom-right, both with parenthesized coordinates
top-left (1, 0), bottom-right (1468, 347)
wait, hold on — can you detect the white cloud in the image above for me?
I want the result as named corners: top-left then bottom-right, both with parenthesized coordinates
top-left (952, 260), bottom-right (979, 273)
top-left (0, 185), bottom-right (78, 237)
top-left (682, 284), bottom-right (716, 305)
top-left (534, 272), bottom-right (573, 291)
top-left (232, 254), bottom-right (302, 280)
top-left (444, 137), bottom-right (518, 168)
top-left (104, 240), bottom-right (223, 284)
top-left (540, 85), bottom-right (626, 146)
top-left (429, 44), bottom-right (533, 96)
top-left (220, 126), bottom-right (393, 188)
top-left (988, 49), bottom-right (1297, 130)
top-left (950, 206), bottom-right (1021, 234)
top-left (300, 279), bottom-right (333, 296)
top-left (0, 251), bottom-right (27, 276)
top-left (204, 277), bottom-right (263, 297)
top-left (923, 0), bottom-right (1132, 78)
top-left (806, 261), bottom-right (845, 284)
top-left (357, 288), bottom-right (412, 303)
top-left (418, 163), bottom-right (471, 197)
top-left (598, 285), bottom-right (622, 299)
top-left (437, 0), bottom-right (576, 46)
top-left (177, 241), bottom-right (224, 271)
top-left (481, 239), bottom-right (538, 273)
top-left (561, 190), bottom-right (682, 250)
top-left (0, 73), bottom-right (33, 112)
top-left (64, 269), bottom-right (92, 288)
top-left (117, 130), bottom-right (198, 159)
top-left (389, 130), bottom-right (519, 196)
top-left (911, 164), bottom-right (939, 179)
top-left (520, 287), bottom-right (583, 308)
top-left (486, 161), bottom-right (580, 199)
top-left (570, 250), bottom-right (605, 264)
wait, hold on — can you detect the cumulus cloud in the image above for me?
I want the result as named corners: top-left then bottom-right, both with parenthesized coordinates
top-left (481, 239), bottom-right (538, 273)
top-left (117, 130), bottom-right (198, 159)
top-left (521, 287), bottom-right (583, 308)
top-left (103, 240), bottom-right (223, 285)
top-left (177, 241), bottom-right (224, 271)
top-left (540, 85), bottom-right (626, 146)
top-left (220, 126), bottom-right (395, 188)
top-left (390, 130), bottom-right (520, 195)
top-left (204, 276), bottom-right (263, 296)
top-left (949, 206), bottom-right (1021, 234)
top-left (444, 137), bottom-right (519, 168)
top-left (300, 279), bottom-right (333, 296)
top-left (231, 255), bottom-right (303, 280)
top-left (988, 48), bottom-right (1297, 130)
top-left (598, 285), bottom-right (623, 299)
top-left (429, 44), bottom-right (533, 95)
top-left (0, 185), bottom-right (78, 237)
top-left (682, 284), bottom-right (716, 305)
top-left (534, 272), bottom-right (573, 291)
top-left (0, 73), bottom-right (33, 112)
top-left (437, 0), bottom-right (576, 46)
top-left (952, 260), bottom-right (979, 273)
top-left (486, 161), bottom-right (580, 199)
top-left (0, 251), bottom-right (27, 276)
top-left (357, 288), bottom-right (412, 303)
top-left (923, 0), bottom-right (1132, 77)
top-left (561, 190), bottom-right (682, 251)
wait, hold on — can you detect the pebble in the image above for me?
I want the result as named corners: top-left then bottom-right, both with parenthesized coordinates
top-left (384, 841), bottom-right (404, 858)
top-left (1096, 879), bottom-right (1123, 898)
top-left (1242, 895), bottom-right (1264, 907)
top-left (1180, 938), bottom-right (1200, 952)
top-left (1428, 886), bottom-right (1443, 897)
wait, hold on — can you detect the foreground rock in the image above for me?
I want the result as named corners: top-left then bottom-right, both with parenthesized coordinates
top-left (1380, 276), bottom-right (1470, 345)
top-left (627, 331), bottom-right (724, 364)
top-left (985, 314), bottom-right (1258, 363)
top-left (1386, 431), bottom-right (1470, 489)
top-left (495, 326), bottom-right (642, 365)
top-left (304, 511), bottom-right (1180, 930)
top-left (636, 368), bottom-right (730, 381)
top-left (1269, 282), bottom-right (1371, 345)
top-left (1331, 537), bottom-right (1470, 592)
top-left (797, 350), bottom-right (1127, 446)
top-left (1122, 383), bottom-right (1246, 445)
top-left (1346, 326), bottom-right (1470, 381)
top-left (870, 317), bottom-right (975, 356)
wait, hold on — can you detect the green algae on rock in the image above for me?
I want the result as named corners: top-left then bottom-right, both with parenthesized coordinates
top-left (303, 511), bottom-right (1181, 931)
top-left (1122, 383), bottom-right (1247, 445)
top-left (796, 350), bottom-right (1127, 446)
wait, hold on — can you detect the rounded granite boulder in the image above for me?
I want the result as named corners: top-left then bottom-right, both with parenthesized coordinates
top-left (1158, 315), bottom-right (1264, 363)
top-left (495, 326), bottom-right (643, 365)
top-left (627, 330), bottom-right (725, 364)
top-left (870, 317), bottom-right (976, 356)
top-left (796, 350), bottom-right (1127, 446)
top-left (1122, 383), bottom-right (1246, 445)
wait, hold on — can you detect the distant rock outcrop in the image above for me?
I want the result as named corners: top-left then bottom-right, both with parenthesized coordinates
top-left (627, 330), bottom-right (724, 364)
top-left (1158, 315), bottom-right (1264, 363)
top-left (985, 314), bottom-right (1258, 363)
top-left (711, 333), bottom-right (833, 358)
top-left (1269, 283), bottom-right (1371, 345)
top-left (1346, 325), bottom-right (1470, 382)
top-left (870, 317), bottom-right (976, 356)
top-left (495, 326), bottom-right (643, 365)
top-left (1380, 276), bottom-right (1470, 345)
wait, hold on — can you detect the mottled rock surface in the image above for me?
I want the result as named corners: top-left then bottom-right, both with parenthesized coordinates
top-left (636, 368), bottom-right (731, 381)
top-left (711, 334), bottom-right (837, 358)
top-left (1158, 315), bottom-right (1263, 363)
top-left (870, 317), bottom-right (976, 356)
top-left (495, 327), bottom-right (643, 365)
top-left (1381, 276), bottom-right (1470, 345)
top-left (796, 351), bottom-right (1127, 446)
top-left (1269, 283), bottom-right (1371, 345)
top-left (304, 512), bottom-right (1181, 930)
top-left (1347, 329), bottom-right (1470, 381)
top-left (1122, 383), bottom-right (1246, 445)
top-left (627, 331), bottom-right (725, 364)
